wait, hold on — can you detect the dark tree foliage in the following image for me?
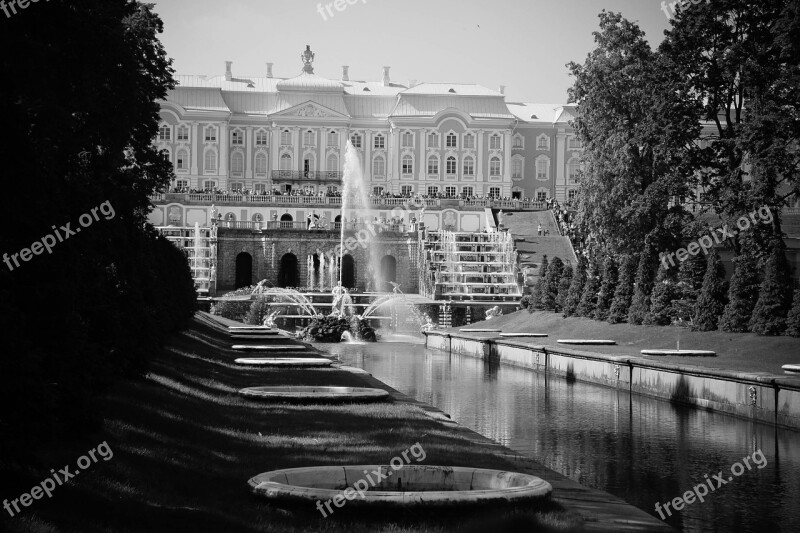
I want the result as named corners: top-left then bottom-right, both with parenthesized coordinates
top-left (529, 255), bottom-right (549, 312)
top-left (719, 252), bottom-right (760, 332)
top-left (564, 255), bottom-right (588, 317)
top-left (0, 1), bottom-right (194, 453)
top-left (608, 254), bottom-right (636, 324)
top-left (749, 240), bottom-right (793, 335)
top-left (594, 254), bottom-right (618, 320)
top-left (555, 264), bottom-right (574, 313)
top-left (576, 258), bottom-right (602, 318)
top-left (786, 288), bottom-right (800, 337)
top-left (629, 246), bottom-right (659, 325)
top-left (694, 251), bottom-right (727, 331)
top-left (542, 257), bottom-right (564, 311)
top-left (644, 263), bottom-right (679, 326)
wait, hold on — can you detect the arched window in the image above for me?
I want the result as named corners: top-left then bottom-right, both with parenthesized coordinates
top-left (446, 156), bottom-right (457, 175)
top-left (463, 133), bottom-right (475, 149)
top-left (350, 133), bottom-right (362, 148)
top-left (255, 153), bottom-right (267, 174)
top-left (427, 156), bottom-right (439, 175)
top-left (280, 153), bottom-right (292, 171)
top-left (568, 158), bottom-right (581, 182)
top-left (372, 155), bottom-right (386, 177)
top-left (446, 133), bottom-right (457, 148)
top-left (327, 153), bottom-right (339, 176)
top-left (536, 156), bottom-right (550, 180)
top-left (204, 149), bottom-right (217, 172)
top-left (231, 152), bottom-right (244, 175)
top-left (176, 149), bottom-right (188, 171)
top-left (402, 155), bottom-right (413, 175)
top-left (327, 130), bottom-right (338, 147)
top-left (489, 156), bottom-right (502, 177)
top-left (463, 156), bottom-right (474, 176)
top-left (511, 156), bottom-right (524, 179)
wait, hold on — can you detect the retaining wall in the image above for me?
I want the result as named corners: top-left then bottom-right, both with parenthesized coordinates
top-left (425, 331), bottom-right (800, 429)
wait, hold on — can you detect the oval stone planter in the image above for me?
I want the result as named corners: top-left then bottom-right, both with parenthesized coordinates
top-left (499, 333), bottom-right (547, 338)
top-left (782, 364), bottom-right (800, 374)
top-left (459, 328), bottom-right (502, 333)
top-left (248, 465), bottom-right (552, 508)
top-left (232, 345), bottom-right (302, 351)
top-left (641, 349), bottom-right (716, 357)
top-left (557, 339), bottom-right (617, 345)
top-left (238, 386), bottom-right (389, 403)
top-left (234, 358), bottom-right (332, 367)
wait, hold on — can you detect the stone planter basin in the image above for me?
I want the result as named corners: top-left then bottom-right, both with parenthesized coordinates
top-left (557, 339), bottom-right (617, 345)
top-left (782, 364), bottom-right (800, 375)
top-left (238, 386), bottom-right (389, 403)
top-left (248, 465), bottom-right (552, 507)
top-left (641, 349), bottom-right (716, 357)
top-left (234, 358), bottom-right (332, 367)
top-left (499, 333), bottom-right (547, 338)
top-left (232, 345), bottom-right (302, 351)
top-left (459, 328), bottom-right (502, 333)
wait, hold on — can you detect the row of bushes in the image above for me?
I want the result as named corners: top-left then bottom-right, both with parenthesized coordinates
top-left (522, 242), bottom-right (800, 336)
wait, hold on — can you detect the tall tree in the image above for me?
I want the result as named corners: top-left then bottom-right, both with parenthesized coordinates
top-left (629, 245), bottom-right (659, 325)
top-left (542, 257), bottom-right (565, 311)
top-left (608, 254), bottom-right (637, 324)
top-left (645, 263), bottom-right (679, 326)
top-left (564, 255), bottom-right (588, 317)
top-left (529, 255), bottom-right (549, 311)
top-left (786, 287), bottom-right (800, 337)
top-left (694, 251), bottom-right (727, 331)
top-left (594, 254), bottom-right (618, 320)
top-left (576, 258), bottom-right (602, 318)
top-left (749, 239), bottom-right (793, 335)
top-left (556, 264), bottom-right (574, 313)
top-left (719, 252), bottom-right (760, 332)
top-left (568, 11), bottom-right (698, 256)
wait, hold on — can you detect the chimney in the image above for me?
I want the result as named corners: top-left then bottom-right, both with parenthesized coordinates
top-left (342, 65), bottom-right (349, 81)
top-left (266, 62), bottom-right (274, 78)
top-left (382, 66), bottom-right (391, 87)
top-left (225, 61), bottom-right (233, 81)
top-left (499, 85), bottom-right (506, 95)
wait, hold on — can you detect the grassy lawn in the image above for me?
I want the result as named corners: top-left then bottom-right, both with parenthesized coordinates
top-left (1, 317), bottom-right (582, 533)
top-left (459, 310), bottom-right (800, 375)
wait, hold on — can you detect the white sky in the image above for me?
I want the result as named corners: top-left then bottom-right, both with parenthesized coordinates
top-left (152, 0), bottom-right (672, 103)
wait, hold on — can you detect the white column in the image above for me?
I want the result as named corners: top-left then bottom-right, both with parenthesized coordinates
top-left (293, 127), bottom-right (301, 171)
top-left (190, 122), bottom-right (199, 176)
top-left (364, 129), bottom-right (372, 182)
top-left (246, 126), bottom-right (253, 180)
top-left (388, 126), bottom-right (396, 186)
top-left (270, 126), bottom-right (279, 187)
top-left (418, 128), bottom-right (426, 182)
top-left (219, 123), bottom-right (228, 178)
top-left (476, 130), bottom-right (484, 182)
top-left (503, 130), bottom-right (512, 195)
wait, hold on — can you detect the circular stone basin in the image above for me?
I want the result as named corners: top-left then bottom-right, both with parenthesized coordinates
top-left (782, 364), bottom-right (800, 374)
top-left (239, 386), bottom-right (389, 403)
top-left (232, 345), bottom-right (301, 351)
top-left (557, 339), bottom-right (617, 345)
top-left (641, 349), bottom-right (716, 357)
top-left (499, 333), bottom-right (547, 338)
top-left (248, 465), bottom-right (552, 507)
top-left (459, 328), bottom-right (502, 333)
top-left (235, 358), bottom-right (332, 367)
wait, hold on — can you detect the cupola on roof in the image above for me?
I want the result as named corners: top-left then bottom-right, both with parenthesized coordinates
top-left (276, 45), bottom-right (344, 93)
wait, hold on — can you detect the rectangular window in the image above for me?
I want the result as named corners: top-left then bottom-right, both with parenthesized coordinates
top-left (463, 134), bottom-right (475, 149)
top-left (512, 159), bottom-right (523, 179)
top-left (463, 159), bottom-right (474, 176)
top-left (281, 130), bottom-right (292, 145)
top-left (445, 186), bottom-right (457, 197)
top-left (230, 182), bottom-right (243, 192)
top-left (176, 179), bottom-right (188, 190)
top-left (177, 127), bottom-right (189, 141)
top-left (401, 185), bottom-right (414, 196)
top-left (489, 159), bottom-right (501, 177)
top-left (427, 133), bottom-right (438, 148)
top-left (304, 131), bottom-right (315, 146)
top-left (446, 158), bottom-right (457, 175)
top-left (205, 128), bottom-right (217, 142)
top-left (489, 187), bottom-right (501, 197)
top-left (568, 189), bottom-right (577, 201)
top-left (232, 131), bottom-right (243, 145)
top-left (203, 180), bottom-right (216, 190)
top-left (537, 191), bottom-right (547, 201)
top-left (536, 160), bottom-right (548, 179)
top-left (254, 183), bottom-right (267, 193)
top-left (159, 126), bottom-right (171, 141)
top-left (427, 158), bottom-right (439, 175)
top-left (327, 131), bottom-right (338, 147)
top-left (462, 186), bottom-right (474, 196)
top-left (256, 131), bottom-right (268, 145)
top-left (402, 132), bottom-right (413, 147)
top-left (176, 153), bottom-right (187, 170)
top-left (402, 157), bottom-right (413, 175)
top-left (374, 135), bottom-right (385, 149)
top-left (568, 137), bottom-right (582, 150)
top-left (537, 136), bottom-right (549, 150)
top-left (427, 186), bottom-right (439, 196)
top-left (489, 135), bottom-right (501, 150)
top-left (446, 133), bottom-right (457, 148)
top-left (373, 186), bottom-right (384, 195)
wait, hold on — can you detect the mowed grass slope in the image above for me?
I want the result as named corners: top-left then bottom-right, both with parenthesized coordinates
top-left (462, 310), bottom-right (800, 375)
top-left (1, 317), bottom-right (579, 533)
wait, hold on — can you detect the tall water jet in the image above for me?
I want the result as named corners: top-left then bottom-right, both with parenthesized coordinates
top-left (339, 141), bottom-right (380, 289)
top-left (306, 255), bottom-right (314, 289)
top-left (319, 252), bottom-right (326, 291)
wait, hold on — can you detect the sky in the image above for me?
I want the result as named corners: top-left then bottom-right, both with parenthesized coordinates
top-left (151, 0), bottom-right (673, 104)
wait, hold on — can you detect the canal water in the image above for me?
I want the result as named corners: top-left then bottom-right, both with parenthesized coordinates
top-left (322, 339), bottom-right (800, 533)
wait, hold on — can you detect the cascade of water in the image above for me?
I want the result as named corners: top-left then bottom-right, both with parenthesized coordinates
top-left (307, 255), bottom-right (314, 288)
top-left (319, 252), bottom-right (326, 291)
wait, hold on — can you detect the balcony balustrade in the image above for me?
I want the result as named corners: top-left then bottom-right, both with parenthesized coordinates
top-left (271, 170), bottom-right (343, 182)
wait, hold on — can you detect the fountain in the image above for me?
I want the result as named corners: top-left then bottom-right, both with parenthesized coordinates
top-left (360, 283), bottom-right (427, 332)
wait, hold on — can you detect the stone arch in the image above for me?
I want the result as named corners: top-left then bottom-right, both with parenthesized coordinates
top-left (235, 252), bottom-right (253, 289)
top-left (378, 255), bottom-right (397, 291)
top-left (278, 253), bottom-right (299, 288)
top-left (341, 254), bottom-right (355, 289)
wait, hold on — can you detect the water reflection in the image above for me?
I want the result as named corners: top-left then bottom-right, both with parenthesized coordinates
top-left (323, 342), bottom-right (800, 533)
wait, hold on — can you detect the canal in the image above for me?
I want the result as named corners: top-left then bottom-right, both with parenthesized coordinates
top-left (322, 340), bottom-right (800, 532)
